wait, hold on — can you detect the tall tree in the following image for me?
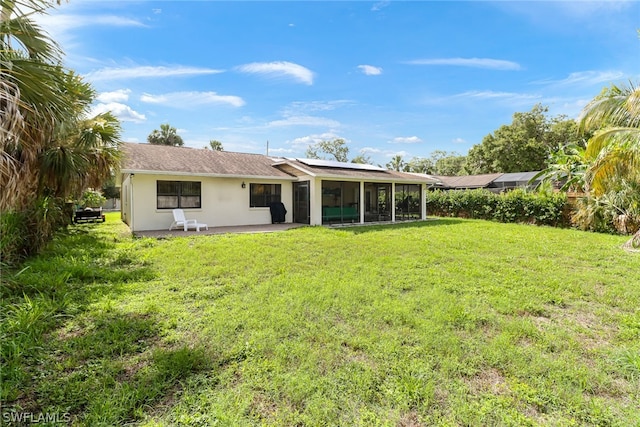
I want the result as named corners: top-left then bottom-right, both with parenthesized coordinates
top-left (1, 0), bottom-right (123, 260)
top-left (305, 138), bottom-right (349, 162)
top-left (351, 153), bottom-right (373, 165)
top-left (386, 154), bottom-right (406, 171)
top-left (1, 0), bottom-right (74, 210)
top-left (147, 123), bottom-right (184, 146)
top-left (208, 139), bottom-right (223, 151)
top-left (465, 104), bottom-right (582, 174)
top-left (405, 151), bottom-right (467, 175)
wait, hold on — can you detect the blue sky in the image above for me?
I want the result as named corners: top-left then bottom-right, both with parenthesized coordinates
top-left (40, 1), bottom-right (639, 165)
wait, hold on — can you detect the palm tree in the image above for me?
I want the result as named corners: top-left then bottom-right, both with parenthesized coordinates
top-left (386, 154), bottom-right (406, 171)
top-left (578, 81), bottom-right (640, 250)
top-left (147, 123), bottom-right (184, 146)
top-left (208, 140), bottom-right (223, 151)
top-left (1, 0), bottom-right (123, 260)
top-left (1, 0), bottom-right (75, 211)
top-left (579, 82), bottom-right (640, 195)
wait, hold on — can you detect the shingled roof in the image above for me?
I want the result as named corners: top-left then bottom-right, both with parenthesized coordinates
top-left (120, 142), bottom-right (294, 179)
top-left (121, 142), bottom-right (439, 183)
top-left (434, 173), bottom-right (503, 189)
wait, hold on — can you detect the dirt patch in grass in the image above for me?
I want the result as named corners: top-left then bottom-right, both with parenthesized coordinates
top-left (397, 410), bottom-right (424, 427)
top-left (465, 368), bottom-right (509, 395)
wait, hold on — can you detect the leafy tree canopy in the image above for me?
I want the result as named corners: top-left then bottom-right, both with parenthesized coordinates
top-left (208, 140), bottom-right (223, 151)
top-left (147, 123), bottom-right (184, 146)
top-left (351, 153), bottom-right (374, 165)
top-left (305, 138), bottom-right (349, 162)
top-left (405, 150), bottom-right (467, 175)
top-left (465, 104), bottom-right (582, 174)
top-left (386, 154), bottom-right (406, 171)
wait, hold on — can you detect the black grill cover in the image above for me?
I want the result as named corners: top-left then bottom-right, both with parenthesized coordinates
top-left (269, 202), bottom-right (287, 223)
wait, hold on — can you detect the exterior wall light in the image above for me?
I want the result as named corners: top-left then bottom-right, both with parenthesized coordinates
top-left (241, 182), bottom-right (246, 188)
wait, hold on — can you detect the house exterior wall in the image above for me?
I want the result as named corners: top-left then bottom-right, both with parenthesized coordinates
top-left (125, 173), bottom-right (293, 231)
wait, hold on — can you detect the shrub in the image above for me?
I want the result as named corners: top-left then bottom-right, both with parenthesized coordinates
top-left (1, 197), bottom-right (68, 266)
top-left (425, 189), bottom-right (569, 227)
top-left (80, 190), bottom-right (106, 208)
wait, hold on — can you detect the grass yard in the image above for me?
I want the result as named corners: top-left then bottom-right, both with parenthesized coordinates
top-left (2, 212), bottom-right (640, 426)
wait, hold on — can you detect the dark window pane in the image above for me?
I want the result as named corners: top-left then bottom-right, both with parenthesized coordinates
top-left (158, 181), bottom-right (180, 196)
top-left (250, 183), bottom-right (281, 207)
top-left (182, 181), bottom-right (201, 196)
top-left (157, 180), bottom-right (201, 209)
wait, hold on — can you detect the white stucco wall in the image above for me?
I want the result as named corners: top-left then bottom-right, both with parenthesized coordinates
top-left (126, 173), bottom-right (294, 231)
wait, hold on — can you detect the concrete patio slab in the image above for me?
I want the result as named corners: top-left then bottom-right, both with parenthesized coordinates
top-left (134, 223), bottom-right (306, 238)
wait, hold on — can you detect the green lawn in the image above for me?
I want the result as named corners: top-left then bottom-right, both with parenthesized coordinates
top-left (2, 212), bottom-right (640, 426)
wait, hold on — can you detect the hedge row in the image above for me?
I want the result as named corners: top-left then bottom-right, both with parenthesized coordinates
top-left (425, 189), bottom-right (570, 227)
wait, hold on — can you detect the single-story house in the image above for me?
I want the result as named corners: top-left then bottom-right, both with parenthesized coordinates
top-left (119, 142), bottom-right (440, 232)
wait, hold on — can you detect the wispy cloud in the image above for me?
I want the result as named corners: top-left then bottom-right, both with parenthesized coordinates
top-left (284, 100), bottom-right (353, 115)
top-left (371, 1), bottom-right (391, 12)
top-left (140, 91), bottom-right (245, 108)
top-left (358, 65), bottom-right (383, 76)
top-left (90, 102), bottom-right (146, 123)
top-left (450, 90), bottom-right (542, 105)
top-left (389, 136), bottom-right (422, 144)
top-left (406, 57), bottom-right (521, 71)
top-left (39, 13), bottom-right (147, 30)
top-left (361, 147), bottom-right (382, 154)
top-left (268, 116), bottom-right (340, 128)
top-left (85, 66), bottom-right (224, 81)
top-left (236, 61), bottom-right (314, 85)
top-left (386, 150), bottom-right (410, 158)
top-left (96, 89), bottom-right (131, 103)
top-left (452, 137), bottom-right (466, 144)
top-left (533, 70), bottom-right (626, 87)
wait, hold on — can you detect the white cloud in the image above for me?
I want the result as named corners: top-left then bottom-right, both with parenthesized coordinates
top-left (534, 70), bottom-right (626, 87)
top-left (284, 100), bottom-right (353, 115)
top-left (452, 137), bottom-right (466, 144)
top-left (140, 91), bottom-right (245, 108)
top-left (371, 1), bottom-right (391, 12)
top-left (386, 150), bottom-right (410, 158)
top-left (389, 136), bottom-right (422, 144)
top-left (360, 147), bottom-right (383, 154)
top-left (426, 90), bottom-right (541, 107)
top-left (358, 65), bottom-right (383, 76)
top-left (85, 66), bottom-right (224, 82)
top-left (38, 13), bottom-right (146, 31)
top-left (96, 89), bottom-right (131, 103)
top-left (406, 57), bottom-right (521, 71)
top-left (290, 132), bottom-right (344, 148)
top-left (152, 9), bottom-right (162, 14)
top-left (268, 116), bottom-right (340, 128)
top-left (236, 61), bottom-right (314, 85)
top-left (90, 102), bottom-right (146, 123)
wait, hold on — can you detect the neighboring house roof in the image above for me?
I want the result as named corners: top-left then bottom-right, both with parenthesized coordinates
top-left (434, 173), bottom-right (503, 189)
top-left (492, 171), bottom-right (540, 184)
top-left (120, 142), bottom-right (295, 179)
top-left (121, 142), bottom-right (439, 184)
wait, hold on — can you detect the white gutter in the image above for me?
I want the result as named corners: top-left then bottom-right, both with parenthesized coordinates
top-left (119, 169), bottom-right (297, 181)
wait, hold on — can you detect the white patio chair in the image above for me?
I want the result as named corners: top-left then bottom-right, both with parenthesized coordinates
top-left (169, 208), bottom-right (199, 231)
